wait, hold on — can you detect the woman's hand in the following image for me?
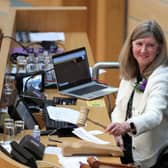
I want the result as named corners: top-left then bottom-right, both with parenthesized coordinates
top-left (105, 122), bottom-right (130, 136)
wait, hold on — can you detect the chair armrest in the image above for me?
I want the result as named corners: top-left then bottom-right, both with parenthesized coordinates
top-left (92, 62), bottom-right (120, 80)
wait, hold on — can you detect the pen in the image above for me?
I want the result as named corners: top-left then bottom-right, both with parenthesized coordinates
top-left (47, 144), bottom-right (58, 147)
top-left (87, 117), bottom-right (106, 129)
top-left (48, 136), bottom-right (62, 143)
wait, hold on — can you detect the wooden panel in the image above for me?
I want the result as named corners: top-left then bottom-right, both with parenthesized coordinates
top-left (127, 0), bottom-right (168, 46)
top-left (15, 7), bottom-right (88, 32)
top-left (0, 1), bottom-right (12, 30)
top-left (88, 0), bottom-right (126, 62)
top-left (128, 0), bottom-right (168, 29)
top-left (87, 0), bottom-right (126, 108)
top-left (22, 0), bottom-right (88, 6)
top-left (88, 0), bottom-right (125, 93)
top-left (0, 9), bottom-right (15, 98)
top-left (106, 0), bottom-right (126, 61)
top-left (0, 151), bottom-right (28, 168)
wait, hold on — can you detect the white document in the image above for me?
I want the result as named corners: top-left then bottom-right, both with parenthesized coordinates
top-left (47, 106), bottom-right (80, 124)
top-left (45, 147), bottom-right (88, 168)
top-left (73, 127), bottom-right (110, 144)
top-left (88, 130), bottom-right (104, 135)
top-left (29, 32), bottom-right (65, 42)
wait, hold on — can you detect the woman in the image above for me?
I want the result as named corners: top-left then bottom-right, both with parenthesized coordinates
top-left (105, 20), bottom-right (168, 168)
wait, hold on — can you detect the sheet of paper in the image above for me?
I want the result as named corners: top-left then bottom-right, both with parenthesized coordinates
top-left (45, 147), bottom-right (88, 168)
top-left (47, 106), bottom-right (80, 124)
top-left (86, 99), bottom-right (106, 107)
top-left (29, 32), bottom-right (65, 42)
top-left (1, 143), bottom-right (12, 153)
top-left (88, 130), bottom-right (104, 135)
top-left (73, 127), bottom-right (110, 144)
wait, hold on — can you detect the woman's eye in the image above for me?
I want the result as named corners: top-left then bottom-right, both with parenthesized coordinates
top-left (135, 42), bottom-right (142, 46)
top-left (148, 44), bottom-right (155, 48)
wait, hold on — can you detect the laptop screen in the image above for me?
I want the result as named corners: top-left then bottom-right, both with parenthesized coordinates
top-left (52, 47), bottom-right (91, 90)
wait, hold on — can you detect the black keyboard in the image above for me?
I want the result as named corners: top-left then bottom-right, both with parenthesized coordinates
top-left (43, 102), bottom-right (75, 130)
top-left (69, 84), bottom-right (106, 95)
top-left (43, 103), bottom-right (67, 130)
top-left (41, 127), bottom-right (77, 137)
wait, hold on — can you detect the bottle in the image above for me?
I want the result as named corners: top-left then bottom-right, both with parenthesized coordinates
top-left (32, 125), bottom-right (40, 142)
top-left (44, 52), bottom-right (55, 83)
top-left (16, 56), bottom-right (27, 73)
top-left (26, 48), bottom-right (36, 73)
top-left (37, 48), bottom-right (45, 71)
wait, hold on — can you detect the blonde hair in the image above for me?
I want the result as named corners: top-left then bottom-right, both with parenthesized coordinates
top-left (119, 20), bottom-right (168, 80)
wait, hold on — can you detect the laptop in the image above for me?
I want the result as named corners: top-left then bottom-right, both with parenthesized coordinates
top-left (52, 47), bottom-right (118, 100)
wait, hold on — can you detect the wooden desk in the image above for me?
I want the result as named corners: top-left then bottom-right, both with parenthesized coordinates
top-left (0, 6), bottom-right (120, 167)
top-left (40, 32), bottom-right (121, 165)
top-left (0, 32), bottom-right (121, 167)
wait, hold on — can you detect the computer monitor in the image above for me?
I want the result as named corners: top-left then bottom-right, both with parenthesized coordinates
top-left (16, 71), bottom-right (44, 94)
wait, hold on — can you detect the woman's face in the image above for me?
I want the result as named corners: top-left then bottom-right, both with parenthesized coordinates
top-left (132, 36), bottom-right (160, 72)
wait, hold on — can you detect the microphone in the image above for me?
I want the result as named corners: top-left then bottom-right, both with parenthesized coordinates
top-left (20, 90), bottom-right (46, 108)
top-left (21, 85), bottom-right (46, 105)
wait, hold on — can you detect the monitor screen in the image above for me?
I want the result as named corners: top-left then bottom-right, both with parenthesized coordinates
top-left (52, 47), bottom-right (91, 90)
top-left (16, 71), bottom-right (44, 94)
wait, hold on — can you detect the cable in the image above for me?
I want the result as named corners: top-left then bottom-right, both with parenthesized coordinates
top-left (48, 129), bottom-right (62, 143)
top-left (45, 67), bottom-right (55, 73)
top-left (2, 35), bottom-right (27, 51)
top-left (2, 35), bottom-right (41, 51)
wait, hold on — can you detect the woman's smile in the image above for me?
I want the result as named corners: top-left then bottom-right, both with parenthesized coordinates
top-left (132, 36), bottom-right (159, 73)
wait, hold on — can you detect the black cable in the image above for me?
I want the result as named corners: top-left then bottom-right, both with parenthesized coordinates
top-left (2, 35), bottom-right (27, 51)
top-left (45, 67), bottom-right (55, 73)
top-left (3, 35), bottom-right (44, 51)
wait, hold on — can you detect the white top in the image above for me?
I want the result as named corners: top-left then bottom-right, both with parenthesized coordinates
top-left (111, 65), bottom-right (168, 168)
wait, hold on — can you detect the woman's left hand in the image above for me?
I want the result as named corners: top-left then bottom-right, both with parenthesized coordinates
top-left (105, 122), bottom-right (130, 136)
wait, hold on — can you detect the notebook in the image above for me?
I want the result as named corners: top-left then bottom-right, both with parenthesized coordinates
top-left (52, 47), bottom-right (118, 100)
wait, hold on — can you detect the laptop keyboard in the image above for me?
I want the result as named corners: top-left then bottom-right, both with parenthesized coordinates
top-left (69, 84), bottom-right (106, 95)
